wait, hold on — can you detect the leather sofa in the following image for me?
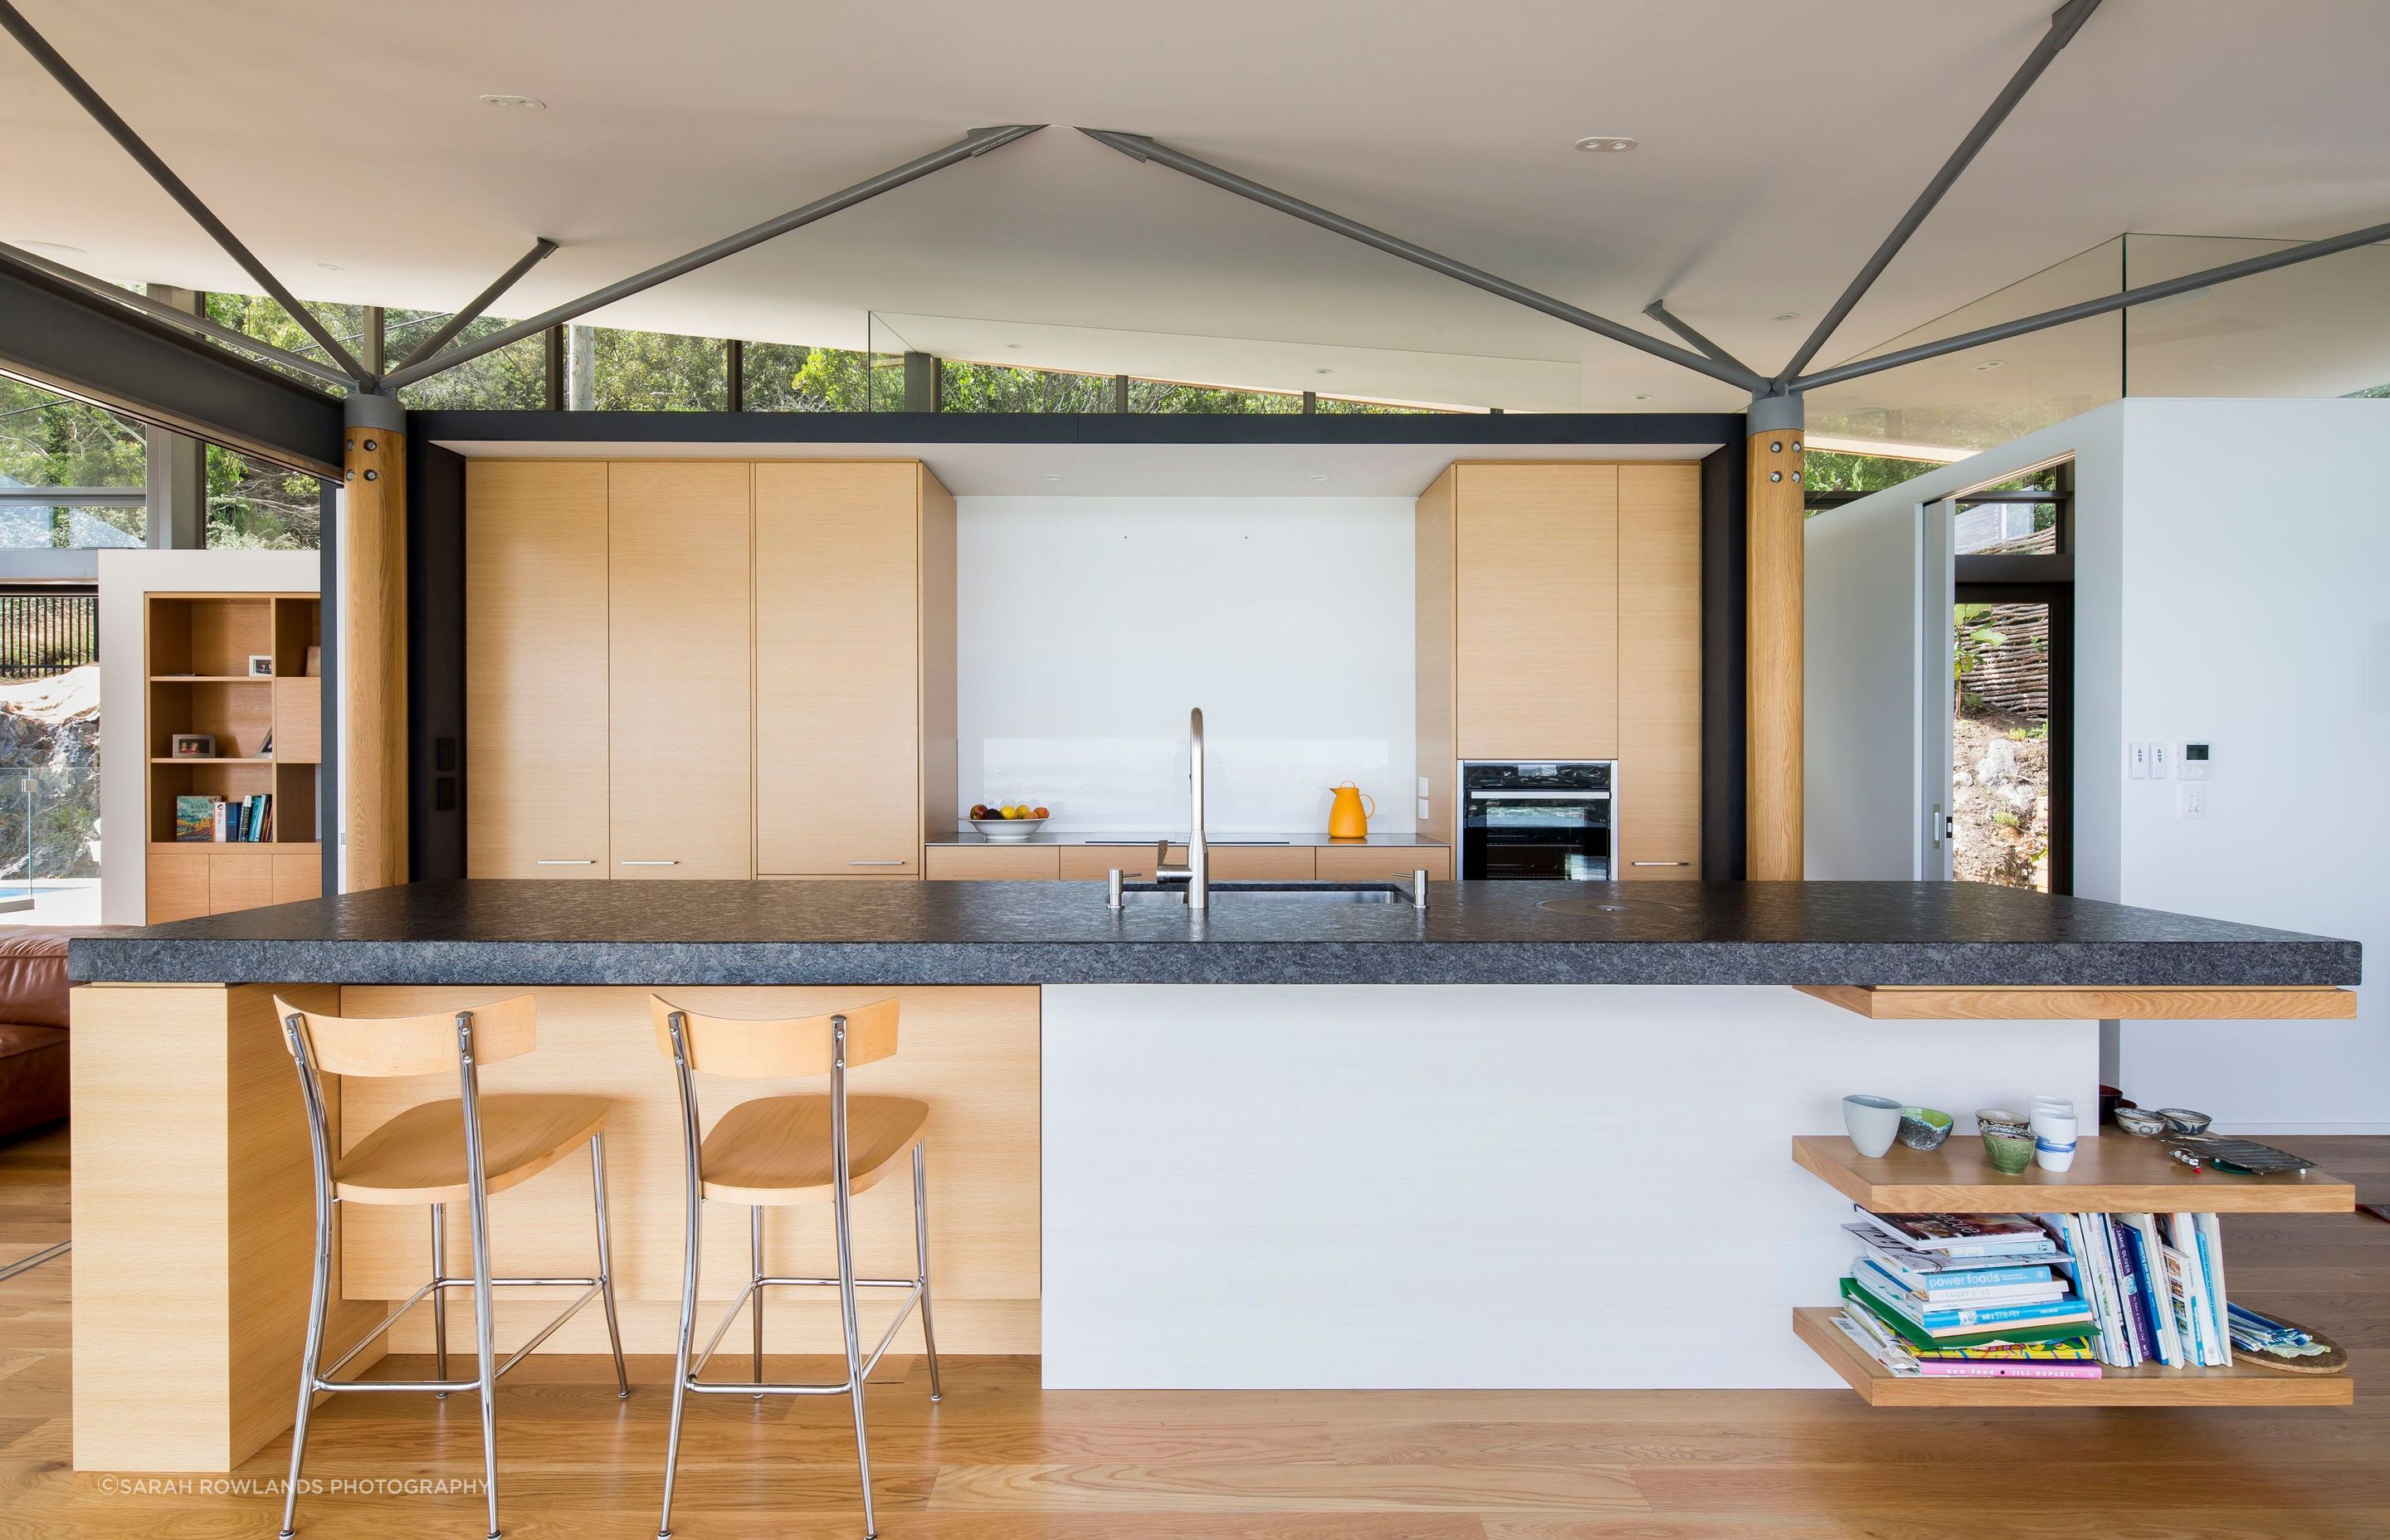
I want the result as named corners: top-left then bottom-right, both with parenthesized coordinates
top-left (0, 928), bottom-right (115, 1142)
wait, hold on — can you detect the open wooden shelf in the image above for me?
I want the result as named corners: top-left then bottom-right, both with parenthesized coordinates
top-left (1792, 1133), bottom-right (2353, 1214)
top-left (1794, 1308), bottom-right (2350, 1406)
top-left (150, 756), bottom-right (274, 765)
top-left (1796, 983), bottom-right (2356, 1021)
top-left (148, 674), bottom-right (271, 683)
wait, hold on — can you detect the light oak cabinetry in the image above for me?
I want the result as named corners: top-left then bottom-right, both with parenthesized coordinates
top-left (1417, 461), bottom-right (1700, 876)
top-left (754, 462), bottom-right (956, 875)
top-left (608, 464), bottom-right (754, 878)
top-left (925, 845), bottom-right (1061, 880)
top-left (1314, 845), bottom-right (1451, 882)
top-left (1617, 464), bottom-right (1703, 877)
top-left (465, 461), bottom-right (612, 877)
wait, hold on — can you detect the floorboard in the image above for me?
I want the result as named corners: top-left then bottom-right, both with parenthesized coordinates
top-left (5, 1123), bottom-right (2388, 1539)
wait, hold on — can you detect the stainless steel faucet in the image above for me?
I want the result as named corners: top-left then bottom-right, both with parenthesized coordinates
top-left (1152, 706), bottom-right (1210, 909)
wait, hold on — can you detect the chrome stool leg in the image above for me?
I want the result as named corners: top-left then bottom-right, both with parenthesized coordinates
top-left (911, 1143), bottom-right (942, 1403)
top-left (591, 1133), bottom-right (631, 1398)
top-left (464, 1114), bottom-right (502, 1538)
top-left (750, 1204), bottom-right (766, 1396)
top-left (656, 1172), bottom-right (702, 1538)
top-left (276, 1187), bottom-right (334, 1538)
top-left (833, 1118), bottom-right (876, 1538)
top-left (432, 1203), bottom-right (449, 1398)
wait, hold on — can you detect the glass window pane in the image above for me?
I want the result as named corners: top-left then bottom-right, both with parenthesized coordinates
top-left (1128, 380), bottom-right (1300, 413)
top-left (1313, 397), bottom-right (1448, 415)
top-left (1953, 600), bottom-right (2052, 891)
top-left (207, 446), bottom-right (322, 549)
top-left (741, 343), bottom-right (874, 410)
top-left (578, 328), bottom-right (729, 410)
top-left (939, 360), bottom-right (1113, 412)
top-left (0, 377), bottom-right (148, 547)
top-left (389, 311), bottom-right (547, 409)
top-left (204, 292), bottom-right (365, 392)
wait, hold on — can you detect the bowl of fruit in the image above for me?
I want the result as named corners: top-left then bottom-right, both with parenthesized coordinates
top-left (968, 802), bottom-right (1051, 842)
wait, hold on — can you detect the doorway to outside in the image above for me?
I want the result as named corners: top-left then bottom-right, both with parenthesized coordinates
top-left (1949, 461), bottom-right (2074, 894)
top-left (0, 589), bottom-right (100, 924)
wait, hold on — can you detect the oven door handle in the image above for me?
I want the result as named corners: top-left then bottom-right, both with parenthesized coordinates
top-left (1466, 790), bottom-right (1611, 801)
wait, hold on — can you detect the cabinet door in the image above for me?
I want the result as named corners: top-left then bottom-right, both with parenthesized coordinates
top-left (608, 463), bottom-right (754, 879)
top-left (208, 847), bottom-right (273, 913)
top-left (147, 846), bottom-right (210, 924)
top-left (1455, 464), bottom-right (1620, 758)
top-left (466, 461), bottom-right (611, 878)
top-left (1618, 464), bottom-right (1703, 879)
top-left (924, 845), bottom-right (1060, 880)
top-left (1314, 845), bottom-right (1451, 882)
top-left (754, 463), bottom-right (922, 875)
top-left (271, 847), bottom-right (323, 904)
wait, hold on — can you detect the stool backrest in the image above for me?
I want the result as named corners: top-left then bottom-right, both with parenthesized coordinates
top-left (275, 995), bottom-right (539, 1078)
top-left (648, 995), bottom-right (900, 1079)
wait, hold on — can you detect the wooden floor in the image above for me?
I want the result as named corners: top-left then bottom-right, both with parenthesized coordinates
top-left (7, 1122), bottom-right (2390, 1538)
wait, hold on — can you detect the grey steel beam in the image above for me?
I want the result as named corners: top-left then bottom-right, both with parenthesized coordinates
top-left (1641, 300), bottom-right (1753, 374)
top-left (1793, 217), bottom-right (2390, 392)
top-left (390, 238), bottom-right (559, 371)
top-left (1081, 129), bottom-right (1768, 394)
top-left (383, 127), bottom-right (1043, 390)
top-left (0, 242), bottom-right (354, 388)
top-left (0, 0), bottom-right (368, 386)
top-left (1773, 0), bottom-right (2105, 387)
top-left (0, 255), bottom-right (344, 475)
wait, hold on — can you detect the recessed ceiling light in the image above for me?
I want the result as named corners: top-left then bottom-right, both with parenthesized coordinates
top-left (17, 240), bottom-right (83, 256)
top-left (1773, 312), bottom-right (1800, 322)
top-left (1004, 342), bottom-right (1023, 349)
top-left (1308, 475), bottom-right (1331, 483)
top-left (1973, 358), bottom-right (2007, 372)
top-left (1632, 393), bottom-right (1653, 401)
top-left (316, 261), bottom-right (343, 271)
top-left (1041, 474), bottom-right (1062, 481)
top-left (1313, 368), bottom-right (1334, 376)
top-left (478, 94), bottom-right (545, 110)
top-left (1573, 136), bottom-right (1638, 154)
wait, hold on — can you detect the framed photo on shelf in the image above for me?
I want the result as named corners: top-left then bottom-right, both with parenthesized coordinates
top-left (247, 654), bottom-right (275, 677)
top-left (169, 733), bottom-right (217, 759)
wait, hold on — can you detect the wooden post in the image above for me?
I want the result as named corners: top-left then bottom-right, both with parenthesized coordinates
top-left (342, 396), bottom-right (407, 889)
top-left (1745, 402), bottom-right (1804, 879)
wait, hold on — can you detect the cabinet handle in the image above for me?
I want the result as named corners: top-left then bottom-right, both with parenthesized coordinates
top-left (536, 859), bottom-right (596, 866)
top-left (1630, 860), bottom-right (1690, 867)
top-left (848, 859), bottom-right (907, 867)
top-left (619, 860), bottom-right (678, 866)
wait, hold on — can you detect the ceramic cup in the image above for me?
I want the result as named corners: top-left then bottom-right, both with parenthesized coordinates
top-left (2032, 1109), bottom-right (2080, 1172)
top-left (1842, 1094), bottom-right (1905, 1158)
top-left (1976, 1107), bottom-right (2035, 1175)
top-left (2028, 1094), bottom-right (2076, 1123)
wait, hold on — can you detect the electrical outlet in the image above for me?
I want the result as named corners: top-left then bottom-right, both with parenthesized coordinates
top-left (1416, 777), bottom-right (1430, 798)
top-left (2177, 783), bottom-right (2207, 820)
top-left (1417, 797), bottom-right (1431, 820)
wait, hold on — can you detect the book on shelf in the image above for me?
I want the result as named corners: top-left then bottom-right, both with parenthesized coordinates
top-left (1842, 1225), bottom-right (2059, 1293)
top-left (1834, 1292), bottom-right (2100, 1378)
top-left (174, 795), bottom-right (216, 841)
top-left (1853, 1208), bottom-right (2060, 1258)
top-left (168, 793), bottom-right (274, 844)
top-left (1841, 1276), bottom-right (2095, 1351)
top-left (1848, 1264), bottom-right (2093, 1336)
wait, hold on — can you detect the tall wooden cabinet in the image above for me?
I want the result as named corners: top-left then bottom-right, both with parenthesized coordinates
top-left (754, 462), bottom-right (954, 875)
top-left (1417, 461), bottom-right (1701, 878)
top-left (464, 461), bottom-right (611, 877)
top-left (607, 463), bottom-right (753, 879)
top-left (466, 460), bottom-right (952, 882)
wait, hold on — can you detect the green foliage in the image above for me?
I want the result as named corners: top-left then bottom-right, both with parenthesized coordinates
top-left (1992, 808), bottom-right (2021, 831)
top-left (207, 446), bottom-right (322, 549)
top-left (390, 311), bottom-right (546, 410)
top-left (1952, 602), bottom-right (2007, 680)
top-left (0, 377), bottom-right (147, 546)
top-left (1803, 449), bottom-right (1934, 497)
top-left (746, 343), bottom-right (878, 410)
top-left (585, 329), bottom-right (729, 410)
top-left (1129, 379), bottom-right (1300, 414)
top-left (2006, 722), bottom-right (2049, 742)
top-left (939, 361), bottom-right (1114, 412)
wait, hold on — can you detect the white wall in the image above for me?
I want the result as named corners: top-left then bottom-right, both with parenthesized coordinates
top-left (96, 549), bottom-right (319, 924)
top-left (1806, 398), bottom-right (2390, 1130)
top-left (956, 495), bottom-right (1416, 833)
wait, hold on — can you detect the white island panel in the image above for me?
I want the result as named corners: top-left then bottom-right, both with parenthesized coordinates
top-left (1041, 983), bottom-right (2093, 1389)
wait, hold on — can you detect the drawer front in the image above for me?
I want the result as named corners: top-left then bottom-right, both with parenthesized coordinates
top-left (1207, 846), bottom-right (1316, 880)
top-left (925, 845), bottom-right (1060, 880)
top-left (1314, 846), bottom-right (1451, 882)
top-left (1059, 845), bottom-right (1168, 882)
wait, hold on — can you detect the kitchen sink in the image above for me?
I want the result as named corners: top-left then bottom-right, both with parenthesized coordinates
top-left (1115, 880), bottom-right (1407, 906)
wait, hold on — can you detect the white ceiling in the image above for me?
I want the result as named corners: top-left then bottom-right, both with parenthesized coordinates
top-left (5, 0), bottom-right (2387, 413)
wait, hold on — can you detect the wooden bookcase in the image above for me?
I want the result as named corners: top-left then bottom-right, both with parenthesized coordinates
top-left (1792, 1133), bottom-right (2353, 1406)
top-left (144, 592), bottom-right (323, 923)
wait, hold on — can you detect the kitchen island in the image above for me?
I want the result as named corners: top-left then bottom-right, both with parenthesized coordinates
top-left (68, 880), bottom-right (2360, 1470)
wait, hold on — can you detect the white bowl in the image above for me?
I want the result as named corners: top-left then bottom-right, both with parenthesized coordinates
top-left (969, 816), bottom-right (1046, 843)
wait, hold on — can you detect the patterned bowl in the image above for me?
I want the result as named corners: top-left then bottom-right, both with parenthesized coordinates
top-left (1897, 1106), bottom-right (1954, 1150)
top-left (2157, 1106), bottom-right (2213, 1135)
top-left (2114, 1106), bottom-right (2168, 1137)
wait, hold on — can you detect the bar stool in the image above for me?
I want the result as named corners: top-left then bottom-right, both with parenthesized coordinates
top-left (273, 995), bottom-right (629, 1540)
top-left (651, 995), bottom-right (940, 1540)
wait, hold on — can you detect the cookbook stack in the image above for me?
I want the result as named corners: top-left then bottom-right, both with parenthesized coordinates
top-left (1834, 1210), bottom-right (2101, 1379)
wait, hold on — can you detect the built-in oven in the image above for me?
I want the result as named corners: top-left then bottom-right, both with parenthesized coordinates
top-left (1459, 761), bottom-right (1615, 880)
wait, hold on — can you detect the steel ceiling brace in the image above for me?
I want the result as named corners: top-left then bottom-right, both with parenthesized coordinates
top-left (0, 0), bottom-right (371, 387)
top-left (1641, 300), bottom-right (1753, 375)
top-left (1080, 129), bottom-right (1769, 394)
top-left (1793, 217), bottom-right (2390, 392)
top-left (1772, 0), bottom-right (2105, 387)
top-left (0, 240), bottom-right (354, 388)
top-left (383, 125), bottom-right (1045, 389)
top-left (389, 237), bottom-right (559, 372)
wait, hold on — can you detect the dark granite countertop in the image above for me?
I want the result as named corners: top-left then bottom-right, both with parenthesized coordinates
top-left (928, 829), bottom-right (1450, 847)
top-left (71, 880), bottom-right (2360, 989)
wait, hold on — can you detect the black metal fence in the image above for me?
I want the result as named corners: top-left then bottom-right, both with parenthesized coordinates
top-left (0, 594), bottom-right (97, 680)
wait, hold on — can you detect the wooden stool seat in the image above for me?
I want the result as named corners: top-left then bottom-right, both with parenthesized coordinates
top-left (700, 1094), bottom-right (929, 1206)
top-left (335, 1093), bottom-right (612, 1205)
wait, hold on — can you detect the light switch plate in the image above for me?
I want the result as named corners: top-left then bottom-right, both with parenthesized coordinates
top-left (2177, 783), bottom-right (2207, 820)
top-left (1416, 797), bottom-right (1430, 820)
top-left (2149, 742), bottom-right (2170, 779)
top-left (2127, 743), bottom-right (2149, 780)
